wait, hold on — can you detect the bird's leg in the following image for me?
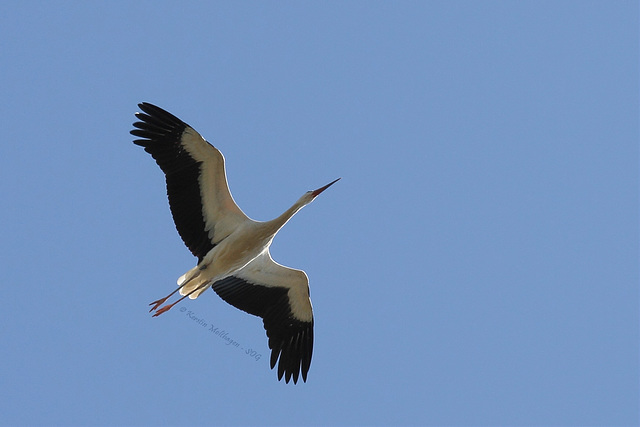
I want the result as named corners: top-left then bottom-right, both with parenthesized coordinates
top-left (148, 288), bottom-right (181, 313)
top-left (148, 271), bottom-right (200, 312)
top-left (152, 286), bottom-right (201, 317)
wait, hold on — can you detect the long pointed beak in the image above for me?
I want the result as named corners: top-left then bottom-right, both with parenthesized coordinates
top-left (311, 178), bottom-right (341, 197)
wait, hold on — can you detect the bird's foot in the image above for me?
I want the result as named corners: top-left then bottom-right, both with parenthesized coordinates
top-left (149, 297), bottom-right (169, 313)
top-left (152, 302), bottom-right (176, 317)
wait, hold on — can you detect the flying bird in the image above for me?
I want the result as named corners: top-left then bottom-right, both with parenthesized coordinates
top-left (130, 102), bottom-right (338, 384)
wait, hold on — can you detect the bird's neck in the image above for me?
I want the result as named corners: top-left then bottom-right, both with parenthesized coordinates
top-left (265, 198), bottom-right (307, 236)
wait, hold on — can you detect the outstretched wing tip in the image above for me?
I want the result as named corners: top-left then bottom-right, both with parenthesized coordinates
top-left (266, 316), bottom-right (313, 384)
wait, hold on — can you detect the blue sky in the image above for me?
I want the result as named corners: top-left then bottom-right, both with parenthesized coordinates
top-left (1, 1), bottom-right (637, 426)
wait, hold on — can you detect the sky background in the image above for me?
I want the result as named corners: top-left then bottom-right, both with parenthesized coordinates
top-left (0, 1), bottom-right (637, 426)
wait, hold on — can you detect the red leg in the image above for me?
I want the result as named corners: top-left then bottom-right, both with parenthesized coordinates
top-left (152, 301), bottom-right (177, 317)
top-left (149, 270), bottom-right (204, 313)
top-left (151, 285), bottom-right (204, 316)
top-left (149, 296), bottom-right (169, 312)
top-left (148, 284), bottom-right (186, 313)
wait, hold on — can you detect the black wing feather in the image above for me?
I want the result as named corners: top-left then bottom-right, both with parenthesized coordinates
top-left (131, 102), bottom-right (215, 262)
top-left (211, 276), bottom-right (313, 384)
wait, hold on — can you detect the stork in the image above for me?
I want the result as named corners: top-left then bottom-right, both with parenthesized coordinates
top-left (130, 102), bottom-right (338, 384)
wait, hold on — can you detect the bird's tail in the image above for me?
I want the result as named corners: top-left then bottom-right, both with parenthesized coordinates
top-left (177, 267), bottom-right (211, 299)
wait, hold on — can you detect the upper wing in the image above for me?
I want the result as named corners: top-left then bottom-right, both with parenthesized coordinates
top-left (131, 102), bottom-right (250, 262)
top-left (211, 251), bottom-right (314, 384)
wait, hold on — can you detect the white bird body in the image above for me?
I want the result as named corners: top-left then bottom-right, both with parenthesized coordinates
top-left (130, 102), bottom-right (338, 383)
top-left (177, 200), bottom-right (307, 300)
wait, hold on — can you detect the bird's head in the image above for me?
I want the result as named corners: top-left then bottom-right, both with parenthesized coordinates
top-left (299, 178), bottom-right (341, 206)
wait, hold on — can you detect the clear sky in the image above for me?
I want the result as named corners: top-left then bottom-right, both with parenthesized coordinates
top-left (1, 1), bottom-right (637, 426)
